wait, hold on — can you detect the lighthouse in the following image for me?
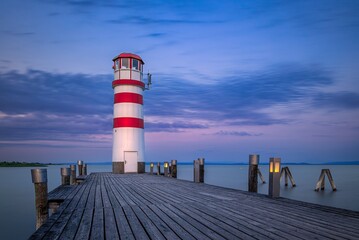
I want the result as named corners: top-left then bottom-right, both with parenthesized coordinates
top-left (112, 53), bottom-right (149, 173)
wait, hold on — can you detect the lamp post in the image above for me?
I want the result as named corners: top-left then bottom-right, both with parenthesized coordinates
top-left (164, 162), bottom-right (169, 176)
top-left (150, 162), bottom-right (154, 174)
top-left (269, 157), bottom-right (281, 198)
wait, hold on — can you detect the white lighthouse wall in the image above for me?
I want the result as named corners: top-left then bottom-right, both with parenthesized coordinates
top-left (114, 71), bottom-right (120, 79)
top-left (112, 128), bottom-right (145, 163)
top-left (114, 86), bottom-right (143, 95)
top-left (113, 103), bottom-right (143, 118)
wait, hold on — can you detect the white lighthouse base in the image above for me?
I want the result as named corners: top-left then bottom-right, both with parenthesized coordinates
top-left (112, 162), bottom-right (145, 174)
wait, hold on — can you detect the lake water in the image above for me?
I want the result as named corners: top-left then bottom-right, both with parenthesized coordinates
top-left (0, 164), bottom-right (358, 240)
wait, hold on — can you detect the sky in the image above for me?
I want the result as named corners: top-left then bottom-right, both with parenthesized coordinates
top-left (0, 0), bottom-right (358, 164)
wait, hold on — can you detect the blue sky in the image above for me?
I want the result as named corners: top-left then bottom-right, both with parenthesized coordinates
top-left (0, 0), bottom-right (358, 163)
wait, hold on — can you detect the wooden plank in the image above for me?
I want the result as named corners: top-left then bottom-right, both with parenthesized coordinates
top-left (122, 205), bottom-right (150, 240)
top-left (90, 208), bottom-right (104, 240)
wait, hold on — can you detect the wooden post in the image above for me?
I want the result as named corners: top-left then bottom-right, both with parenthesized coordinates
top-left (194, 158), bottom-right (204, 183)
top-left (157, 162), bottom-right (161, 175)
top-left (171, 159), bottom-right (177, 178)
top-left (315, 169), bottom-right (336, 191)
top-left (77, 160), bottom-right (83, 176)
top-left (60, 167), bottom-right (70, 185)
top-left (82, 164), bottom-right (87, 176)
top-left (268, 157), bottom-right (281, 198)
top-left (164, 162), bottom-right (169, 176)
top-left (248, 154), bottom-right (259, 193)
top-left (31, 169), bottom-right (48, 230)
top-left (70, 164), bottom-right (76, 185)
top-left (150, 162), bottom-right (154, 174)
top-left (199, 158), bottom-right (205, 183)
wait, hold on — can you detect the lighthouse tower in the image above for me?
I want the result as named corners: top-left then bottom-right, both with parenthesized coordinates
top-left (112, 53), bottom-right (147, 173)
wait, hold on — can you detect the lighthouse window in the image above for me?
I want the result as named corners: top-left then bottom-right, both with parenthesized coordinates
top-left (115, 60), bottom-right (119, 70)
top-left (132, 59), bottom-right (139, 70)
top-left (121, 58), bottom-right (129, 69)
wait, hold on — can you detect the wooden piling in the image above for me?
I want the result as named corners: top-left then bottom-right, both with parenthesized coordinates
top-left (280, 167), bottom-right (296, 187)
top-left (194, 158), bottom-right (205, 183)
top-left (315, 169), bottom-right (337, 191)
top-left (77, 160), bottom-right (83, 176)
top-left (269, 157), bottom-right (281, 198)
top-left (164, 162), bottom-right (169, 176)
top-left (157, 162), bottom-right (161, 175)
top-left (248, 154), bottom-right (259, 193)
top-left (171, 159), bottom-right (177, 178)
top-left (258, 168), bottom-right (266, 183)
top-left (70, 164), bottom-right (76, 185)
top-left (60, 167), bottom-right (70, 185)
top-left (82, 164), bottom-right (87, 176)
top-left (31, 169), bottom-right (48, 230)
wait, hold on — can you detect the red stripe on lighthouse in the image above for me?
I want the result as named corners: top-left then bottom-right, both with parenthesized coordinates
top-left (112, 79), bottom-right (145, 89)
top-left (113, 117), bottom-right (144, 128)
top-left (114, 93), bottom-right (143, 104)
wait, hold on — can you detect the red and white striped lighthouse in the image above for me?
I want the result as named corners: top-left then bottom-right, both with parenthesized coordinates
top-left (112, 53), bottom-right (147, 173)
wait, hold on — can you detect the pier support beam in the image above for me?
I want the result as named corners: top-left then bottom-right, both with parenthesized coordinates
top-left (315, 169), bottom-right (337, 191)
top-left (31, 169), bottom-right (48, 230)
top-left (70, 165), bottom-right (76, 185)
top-left (269, 157), bottom-right (281, 198)
top-left (248, 154), bottom-right (259, 193)
top-left (61, 167), bottom-right (71, 185)
top-left (77, 160), bottom-right (83, 176)
top-left (171, 160), bottom-right (177, 178)
top-left (194, 158), bottom-right (205, 183)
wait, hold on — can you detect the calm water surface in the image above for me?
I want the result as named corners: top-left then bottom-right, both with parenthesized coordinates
top-left (0, 164), bottom-right (358, 239)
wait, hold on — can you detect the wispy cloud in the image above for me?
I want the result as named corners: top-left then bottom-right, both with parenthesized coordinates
top-left (214, 130), bottom-right (263, 137)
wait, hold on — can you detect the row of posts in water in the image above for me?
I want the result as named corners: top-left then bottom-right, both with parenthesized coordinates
top-left (30, 160), bottom-right (88, 229)
top-left (152, 155), bottom-right (337, 198)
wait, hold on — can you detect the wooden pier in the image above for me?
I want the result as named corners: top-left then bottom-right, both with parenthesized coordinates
top-left (29, 173), bottom-right (359, 239)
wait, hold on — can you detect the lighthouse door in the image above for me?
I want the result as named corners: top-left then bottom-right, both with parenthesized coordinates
top-left (124, 151), bottom-right (138, 173)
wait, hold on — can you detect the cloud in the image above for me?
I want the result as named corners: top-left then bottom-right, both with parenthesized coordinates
top-left (0, 63), bottom-right (354, 144)
top-left (214, 131), bottom-right (263, 137)
top-left (312, 91), bottom-right (359, 109)
top-left (145, 121), bottom-right (208, 133)
top-left (144, 63), bottom-right (333, 124)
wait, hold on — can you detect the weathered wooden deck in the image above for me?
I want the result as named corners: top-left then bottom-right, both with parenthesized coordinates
top-left (30, 173), bottom-right (359, 239)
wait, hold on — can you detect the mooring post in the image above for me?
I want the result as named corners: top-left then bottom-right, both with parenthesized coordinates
top-left (164, 162), bottom-right (169, 176)
top-left (82, 164), bottom-right (87, 176)
top-left (60, 167), bottom-right (71, 185)
top-left (171, 159), bottom-right (177, 178)
top-left (193, 159), bottom-right (199, 182)
top-left (70, 164), bottom-right (76, 185)
top-left (157, 162), bottom-right (161, 175)
top-left (31, 169), bottom-right (48, 230)
top-left (248, 154), bottom-right (259, 193)
top-left (269, 157), bottom-right (281, 198)
top-left (77, 160), bottom-right (83, 176)
top-left (150, 162), bottom-right (154, 174)
top-left (194, 158), bottom-right (204, 183)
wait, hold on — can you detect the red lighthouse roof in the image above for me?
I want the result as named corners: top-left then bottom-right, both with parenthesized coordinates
top-left (113, 53), bottom-right (144, 64)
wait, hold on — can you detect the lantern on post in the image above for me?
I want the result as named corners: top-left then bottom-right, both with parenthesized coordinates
top-left (269, 157), bottom-right (281, 198)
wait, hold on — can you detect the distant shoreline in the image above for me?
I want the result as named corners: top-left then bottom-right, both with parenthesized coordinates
top-left (0, 161), bottom-right (48, 167)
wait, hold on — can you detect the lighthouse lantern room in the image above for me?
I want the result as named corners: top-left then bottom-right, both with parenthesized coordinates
top-left (112, 53), bottom-right (147, 174)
